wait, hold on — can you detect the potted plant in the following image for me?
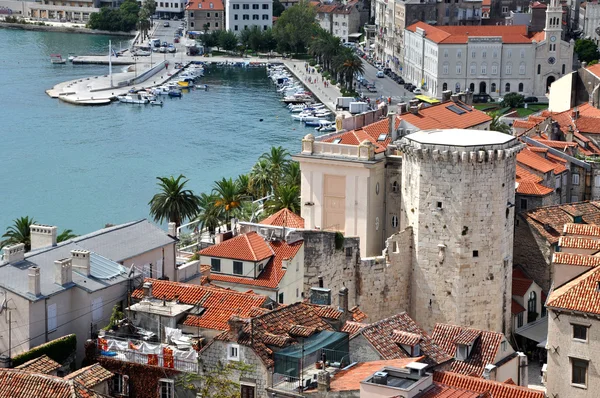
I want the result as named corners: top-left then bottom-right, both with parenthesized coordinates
top-left (315, 361), bottom-right (323, 370)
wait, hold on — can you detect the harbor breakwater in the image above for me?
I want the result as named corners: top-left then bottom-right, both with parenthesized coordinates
top-left (0, 21), bottom-right (134, 36)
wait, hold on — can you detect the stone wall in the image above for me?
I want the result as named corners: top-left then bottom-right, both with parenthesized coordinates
top-left (513, 217), bottom-right (554, 291)
top-left (349, 334), bottom-right (382, 363)
top-left (200, 340), bottom-right (270, 398)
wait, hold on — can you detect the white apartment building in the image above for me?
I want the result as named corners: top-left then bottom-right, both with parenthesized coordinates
top-left (224, 0), bottom-right (272, 33)
top-left (374, 0), bottom-right (395, 65)
top-left (403, 0), bottom-right (573, 98)
top-left (155, 0), bottom-right (186, 19)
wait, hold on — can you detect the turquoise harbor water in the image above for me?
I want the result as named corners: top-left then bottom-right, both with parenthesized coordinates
top-left (0, 29), bottom-right (305, 234)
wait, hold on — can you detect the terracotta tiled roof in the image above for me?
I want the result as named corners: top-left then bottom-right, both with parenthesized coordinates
top-left (563, 223), bottom-right (600, 237)
top-left (513, 120), bottom-right (538, 129)
top-left (406, 22), bottom-right (533, 44)
top-left (512, 268), bottom-right (534, 296)
top-left (358, 312), bottom-right (452, 366)
top-left (547, 266), bottom-right (600, 314)
top-left (15, 355), bottom-right (61, 374)
top-left (350, 306), bottom-right (367, 322)
top-left (288, 325), bottom-right (318, 337)
top-left (260, 209), bottom-right (305, 229)
top-left (453, 329), bottom-right (482, 345)
top-left (587, 63), bottom-right (600, 78)
top-left (0, 369), bottom-right (103, 398)
top-left (391, 330), bottom-right (422, 346)
top-left (323, 116), bottom-right (398, 153)
top-left (530, 31), bottom-right (545, 42)
top-left (131, 278), bottom-right (268, 331)
top-left (517, 147), bottom-right (567, 174)
top-left (433, 371), bottom-right (545, 398)
top-left (512, 299), bottom-right (526, 315)
top-left (304, 303), bottom-right (367, 322)
top-left (209, 239), bottom-right (302, 289)
top-left (516, 181), bottom-right (554, 196)
top-left (559, 235), bottom-right (600, 250)
top-left (400, 101), bottom-right (491, 130)
top-left (185, 0), bottom-right (224, 10)
top-left (432, 324), bottom-right (504, 377)
top-left (199, 231), bottom-right (274, 262)
top-left (341, 321), bottom-right (369, 338)
top-left (328, 358), bottom-right (423, 392)
top-left (214, 302), bottom-right (333, 367)
top-left (531, 138), bottom-right (578, 150)
top-left (63, 364), bottom-right (113, 388)
top-left (521, 202), bottom-right (600, 244)
top-left (552, 252), bottom-right (600, 267)
top-left (515, 165), bottom-right (542, 183)
top-left (418, 383), bottom-right (484, 398)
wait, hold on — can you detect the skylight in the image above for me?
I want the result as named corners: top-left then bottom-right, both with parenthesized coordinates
top-left (333, 138), bottom-right (342, 144)
top-left (377, 133), bottom-right (388, 142)
top-left (447, 105), bottom-right (466, 115)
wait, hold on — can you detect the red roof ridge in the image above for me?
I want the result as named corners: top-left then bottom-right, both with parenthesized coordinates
top-left (547, 265), bottom-right (600, 314)
top-left (433, 371), bottom-right (545, 398)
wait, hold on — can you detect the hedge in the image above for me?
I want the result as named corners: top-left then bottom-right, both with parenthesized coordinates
top-left (12, 334), bottom-right (77, 367)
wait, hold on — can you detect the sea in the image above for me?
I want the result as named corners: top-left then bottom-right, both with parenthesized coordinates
top-left (0, 28), bottom-right (307, 235)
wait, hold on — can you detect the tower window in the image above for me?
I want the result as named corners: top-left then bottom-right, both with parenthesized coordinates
top-left (473, 250), bottom-right (479, 257)
top-left (437, 202), bottom-right (443, 209)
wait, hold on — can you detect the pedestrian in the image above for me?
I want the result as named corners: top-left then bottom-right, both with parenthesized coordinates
top-left (388, 96), bottom-right (392, 104)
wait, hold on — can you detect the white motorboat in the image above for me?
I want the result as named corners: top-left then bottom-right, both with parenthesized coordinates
top-left (150, 100), bottom-right (163, 106)
top-left (50, 54), bottom-right (66, 64)
top-left (117, 93), bottom-right (149, 104)
top-left (195, 84), bottom-right (209, 90)
top-left (292, 112), bottom-right (318, 121)
top-left (67, 53), bottom-right (76, 62)
top-left (315, 121), bottom-right (336, 132)
top-left (153, 86), bottom-right (171, 95)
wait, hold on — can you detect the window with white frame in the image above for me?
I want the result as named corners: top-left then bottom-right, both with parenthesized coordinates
top-left (444, 49), bottom-right (448, 58)
top-left (443, 63), bottom-right (449, 75)
top-left (111, 374), bottom-right (129, 396)
top-left (47, 303), bottom-right (57, 331)
top-left (506, 63), bottom-right (512, 74)
top-left (470, 63), bottom-right (476, 75)
top-left (519, 63), bottom-right (525, 75)
top-left (572, 358), bottom-right (588, 386)
top-left (520, 49), bottom-right (525, 58)
top-left (572, 324), bottom-right (588, 341)
top-left (482, 50), bottom-right (486, 58)
top-left (456, 63), bottom-right (462, 74)
top-left (491, 64), bottom-right (497, 74)
top-left (481, 64), bottom-right (487, 74)
top-left (507, 49), bottom-right (512, 58)
top-left (457, 50), bottom-right (462, 58)
top-left (573, 173), bottom-right (580, 185)
top-left (228, 343), bottom-right (240, 360)
top-left (493, 50), bottom-right (498, 58)
top-left (501, 6), bottom-right (508, 13)
top-left (471, 50), bottom-right (475, 58)
top-left (159, 379), bottom-right (174, 398)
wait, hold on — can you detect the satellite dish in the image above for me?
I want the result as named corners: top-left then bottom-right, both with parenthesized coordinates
top-left (595, 26), bottom-right (600, 36)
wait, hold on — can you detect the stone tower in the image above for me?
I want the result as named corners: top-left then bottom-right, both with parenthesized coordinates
top-left (399, 129), bottom-right (524, 335)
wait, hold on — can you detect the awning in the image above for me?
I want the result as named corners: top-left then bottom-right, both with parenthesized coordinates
top-left (536, 339), bottom-right (547, 348)
top-left (370, 43), bottom-right (376, 49)
top-left (515, 316), bottom-right (548, 343)
top-left (347, 32), bottom-right (362, 38)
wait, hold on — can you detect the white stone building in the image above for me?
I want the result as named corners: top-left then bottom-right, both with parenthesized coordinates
top-left (403, 1), bottom-right (573, 99)
top-left (579, 1), bottom-right (600, 45)
top-left (374, 0), bottom-right (395, 64)
top-left (315, 1), bottom-right (366, 43)
top-left (224, 0), bottom-right (272, 33)
top-left (155, 0), bottom-right (186, 19)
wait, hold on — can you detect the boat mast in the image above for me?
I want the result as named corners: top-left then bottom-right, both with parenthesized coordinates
top-left (109, 40), bottom-right (113, 87)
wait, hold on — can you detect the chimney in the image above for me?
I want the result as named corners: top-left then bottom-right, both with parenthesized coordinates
top-left (54, 258), bottom-right (72, 286)
top-left (30, 225), bottom-right (57, 251)
top-left (582, 61), bottom-right (588, 68)
top-left (464, 90), bottom-right (474, 105)
top-left (572, 107), bottom-right (579, 120)
top-left (441, 90), bottom-right (452, 102)
top-left (338, 286), bottom-right (349, 314)
top-left (483, 364), bottom-right (497, 380)
top-left (410, 106), bottom-right (419, 115)
top-left (143, 281), bottom-right (153, 298)
top-left (228, 315), bottom-right (246, 338)
top-left (167, 222), bottom-right (177, 237)
top-left (397, 102), bottom-right (408, 114)
top-left (3, 243), bottom-right (25, 264)
top-left (450, 94), bottom-right (459, 103)
top-left (409, 99), bottom-right (419, 108)
top-left (388, 111), bottom-right (396, 140)
top-left (566, 125), bottom-right (574, 142)
top-left (28, 266), bottom-right (41, 296)
top-left (317, 370), bottom-right (331, 393)
top-left (70, 249), bottom-right (91, 276)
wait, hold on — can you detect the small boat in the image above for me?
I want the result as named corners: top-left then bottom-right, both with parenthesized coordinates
top-left (195, 84), bottom-right (209, 91)
top-left (315, 120), bottom-right (336, 132)
top-left (168, 90), bottom-right (182, 97)
top-left (67, 53), bottom-right (76, 62)
top-left (150, 100), bottom-right (163, 106)
top-left (117, 93), bottom-right (149, 104)
top-left (50, 54), bottom-right (66, 64)
top-left (177, 81), bottom-right (190, 88)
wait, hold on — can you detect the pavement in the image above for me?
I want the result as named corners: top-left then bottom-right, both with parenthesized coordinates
top-left (283, 60), bottom-right (343, 112)
top-left (359, 59), bottom-right (415, 105)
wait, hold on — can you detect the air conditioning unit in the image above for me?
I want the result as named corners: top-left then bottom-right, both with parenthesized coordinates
top-left (373, 371), bottom-right (388, 385)
top-left (259, 228), bottom-right (268, 237)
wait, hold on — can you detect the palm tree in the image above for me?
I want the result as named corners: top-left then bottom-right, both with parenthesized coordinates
top-left (148, 175), bottom-right (201, 229)
top-left (57, 229), bottom-right (78, 243)
top-left (194, 193), bottom-right (223, 234)
top-left (1, 216), bottom-right (36, 251)
top-left (337, 52), bottom-right (364, 91)
top-left (265, 184), bottom-right (301, 215)
top-left (259, 146), bottom-right (290, 191)
top-left (249, 159), bottom-right (272, 199)
top-left (283, 161), bottom-right (301, 188)
top-left (490, 112), bottom-right (512, 135)
top-left (212, 178), bottom-right (245, 218)
top-left (236, 174), bottom-right (251, 197)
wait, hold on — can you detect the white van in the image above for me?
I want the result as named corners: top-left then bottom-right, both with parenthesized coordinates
top-left (150, 38), bottom-right (161, 48)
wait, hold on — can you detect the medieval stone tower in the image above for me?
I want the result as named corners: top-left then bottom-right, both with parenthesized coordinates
top-left (399, 129), bottom-right (524, 335)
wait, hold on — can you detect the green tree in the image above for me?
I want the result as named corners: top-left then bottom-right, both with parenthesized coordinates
top-left (334, 48), bottom-right (364, 90)
top-left (1, 216), bottom-right (36, 251)
top-left (236, 174), bottom-right (252, 197)
top-left (489, 112), bottom-right (512, 135)
top-left (219, 30), bottom-right (239, 52)
top-left (249, 159), bottom-right (273, 198)
top-left (501, 92), bottom-right (525, 108)
top-left (309, 28), bottom-right (342, 73)
top-left (273, 0), bottom-right (318, 54)
top-left (265, 184), bottom-right (301, 215)
top-left (261, 27), bottom-right (278, 53)
top-left (57, 229), bottom-right (78, 243)
top-left (212, 177), bottom-right (245, 218)
top-left (103, 305), bottom-right (124, 331)
top-left (138, 6), bottom-right (151, 41)
top-left (575, 39), bottom-right (600, 63)
top-left (247, 25), bottom-right (263, 52)
top-left (177, 361), bottom-right (253, 398)
top-left (148, 175), bottom-right (201, 228)
top-left (273, 0), bottom-right (285, 17)
top-left (283, 161), bottom-right (301, 188)
top-left (194, 193), bottom-right (223, 234)
top-left (143, 0), bottom-right (157, 15)
top-left (119, 0), bottom-right (141, 31)
top-left (259, 146), bottom-right (290, 191)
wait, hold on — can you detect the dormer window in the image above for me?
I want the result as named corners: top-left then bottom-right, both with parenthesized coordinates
top-left (456, 344), bottom-right (469, 361)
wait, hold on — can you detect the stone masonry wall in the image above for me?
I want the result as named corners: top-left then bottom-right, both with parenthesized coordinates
top-left (513, 217), bottom-right (555, 291)
top-left (349, 334), bottom-right (383, 363)
top-left (199, 341), bottom-right (270, 398)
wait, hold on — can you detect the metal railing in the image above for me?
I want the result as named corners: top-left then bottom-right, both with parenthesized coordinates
top-left (97, 345), bottom-right (198, 373)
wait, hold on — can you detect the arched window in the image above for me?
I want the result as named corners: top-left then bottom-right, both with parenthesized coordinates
top-left (469, 82), bottom-right (475, 92)
top-left (491, 82), bottom-right (496, 93)
top-left (442, 82), bottom-right (448, 91)
top-left (505, 82), bottom-right (510, 93)
top-left (537, 64), bottom-right (541, 75)
top-left (528, 291), bottom-right (537, 322)
top-left (518, 82), bottom-right (524, 92)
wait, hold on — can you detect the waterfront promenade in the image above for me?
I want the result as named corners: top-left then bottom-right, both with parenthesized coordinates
top-left (282, 60), bottom-right (342, 112)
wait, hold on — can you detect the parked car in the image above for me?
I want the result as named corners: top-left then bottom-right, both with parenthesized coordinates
top-left (383, 67), bottom-right (392, 75)
top-left (473, 94), bottom-right (492, 103)
top-left (367, 83), bottom-right (377, 92)
top-left (163, 21), bottom-right (170, 27)
top-left (413, 87), bottom-right (422, 94)
top-left (361, 79), bottom-right (371, 87)
top-left (376, 70), bottom-right (385, 78)
top-left (167, 45), bottom-right (176, 53)
top-left (524, 96), bottom-right (539, 103)
top-left (396, 77), bottom-right (405, 84)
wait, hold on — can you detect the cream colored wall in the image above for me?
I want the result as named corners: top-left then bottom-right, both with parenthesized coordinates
top-left (200, 256), bottom-right (268, 279)
top-left (554, 264), bottom-right (589, 291)
top-left (299, 157), bottom-right (386, 257)
top-left (0, 292), bottom-right (33, 356)
top-left (122, 243), bottom-right (176, 281)
top-left (277, 243), bottom-right (304, 304)
top-left (496, 354), bottom-right (519, 384)
top-left (548, 72), bottom-right (574, 112)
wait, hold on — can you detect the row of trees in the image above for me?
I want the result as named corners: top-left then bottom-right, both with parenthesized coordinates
top-left (87, 0), bottom-right (156, 33)
top-left (1, 217), bottom-right (77, 251)
top-left (148, 146), bottom-right (300, 234)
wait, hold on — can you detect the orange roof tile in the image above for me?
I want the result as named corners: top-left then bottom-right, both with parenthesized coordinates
top-left (522, 202), bottom-right (600, 244)
top-left (0, 369), bottom-right (103, 398)
top-left (530, 31), bottom-right (546, 42)
top-left (552, 252), bottom-right (600, 267)
top-left (199, 231), bottom-right (274, 262)
top-left (433, 371), bottom-right (545, 398)
top-left (328, 358), bottom-right (423, 392)
top-left (63, 364), bottom-right (113, 388)
top-left (323, 116), bottom-right (398, 153)
top-left (587, 63), bottom-right (600, 79)
top-left (512, 299), bottom-right (526, 315)
top-left (559, 236), bottom-right (600, 250)
top-left (185, 0), bottom-right (224, 10)
top-left (517, 148), bottom-right (567, 174)
top-left (547, 265), bottom-right (600, 314)
top-left (513, 267), bottom-right (534, 296)
top-left (15, 355), bottom-right (61, 374)
top-left (209, 240), bottom-right (303, 289)
top-left (563, 223), bottom-right (600, 237)
top-left (260, 209), bottom-right (305, 228)
top-left (513, 120), bottom-right (538, 129)
top-left (516, 181), bottom-right (554, 196)
top-left (400, 101), bottom-right (491, 130)
top-left (342, 321), bottom-right (369, 338)
top-left (531, 138), bottom-right (578, 150)
top-left (131, 278), bottom-right (269, 331)
top-left (432, 324), bottom-right (504, 377)
top-left (418, 383), bottom-right (484, 398)
top-left (406, 22), bottom-right (533, 44)
top-left (515, 165), bottom-right (543, 183)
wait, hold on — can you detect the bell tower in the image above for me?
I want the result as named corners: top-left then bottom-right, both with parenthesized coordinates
top-left (544, 0), bottom-right (563, 56)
